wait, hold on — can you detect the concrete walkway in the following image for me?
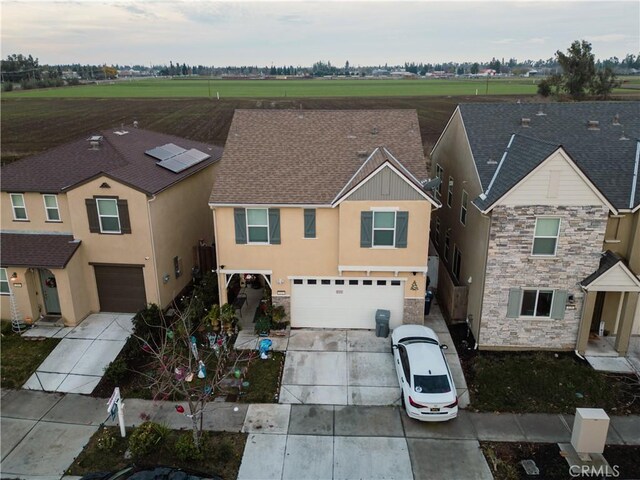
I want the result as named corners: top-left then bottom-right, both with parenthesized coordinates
top-left (2, 390), bottom-right (639, 479)
top-left (22, 313), bottom-right (134, 394)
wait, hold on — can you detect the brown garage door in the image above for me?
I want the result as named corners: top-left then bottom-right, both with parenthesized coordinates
top-left (94, 265), bottom-right (146, 313)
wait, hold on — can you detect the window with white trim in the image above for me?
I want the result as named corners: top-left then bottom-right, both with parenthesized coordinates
top-left (520, 289), bottom-right (554, 317)
top-left (373, 211), bottom-right (396, 247)
top-left (0, 268), bottom-right (9, 295)
top-left (246, 208), bottom-right (269, 243)
top-left (10, 193), bottom-right (28, 220)
top-left (460, 190), bottom-right (468, 226)
top-left (532, 217), bottom-right (560, 255)
top-left (452, 245), bottom-right (462, 280)
top-left (96, 198), bottom-right (121, 233)
top-left (447, 177), bottom-right (454, 207)
top-left (434, 217), bottom-right (441, 246)
top-left (43, 194), bottom-right (61, 222)
top-left (435, 164), bottom-right (444, 200)
top-left (444, 231), bottom-right (451, 263)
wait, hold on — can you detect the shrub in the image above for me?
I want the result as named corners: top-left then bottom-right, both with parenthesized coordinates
top-left (2, 82), bottom-right (13, 92)
top-left (132, 304), bottom-right (164, 343)
top-left (103, 356), bottom-right (128, 383)
top-left (95, 428), bottom-right (117, 452)
top-left (128, 421), bottom-right (170, 459)
top-left (213, 438), bottom-right (235, 464)
top-left (67, 77), bottom-right (80, 86)
top-left (537, 79), bottom-right (552, 97)
top-left (174, 433), bottom-right (203, 461)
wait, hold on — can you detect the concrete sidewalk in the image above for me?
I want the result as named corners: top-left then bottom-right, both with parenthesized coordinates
top-left (2, 390), bottom-right (639, 479)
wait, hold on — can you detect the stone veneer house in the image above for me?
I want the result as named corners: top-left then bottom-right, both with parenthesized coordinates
top-left (1, 126), bottom-right (222, 325)
top-left (430, 102), bottom-right (640, 355)
top-left (209, 110), bottom-right (439, 329)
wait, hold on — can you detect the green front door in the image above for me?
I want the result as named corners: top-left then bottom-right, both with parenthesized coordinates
top-left (39, 269), bottom-right (61, 315)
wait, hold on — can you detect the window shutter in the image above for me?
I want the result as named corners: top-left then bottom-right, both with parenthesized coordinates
top-left (269, 208), bottom-right (281, 244)
top-left (117, 199), bottom-right (132, 234)
top-left (550, 290), bottom-right (567, 319)
top-left (360, 211), bottom-right (373, 248)
top-left (396, 211), bottom-right (409, 248)
top-left (506, 288), bottom-right (522, 318)
top-left (85, 199), bottom-right (100, 233)
top-left (304, 209), bottom-right (316, 238)
top-left (234, 208), bottom-right (247, 244)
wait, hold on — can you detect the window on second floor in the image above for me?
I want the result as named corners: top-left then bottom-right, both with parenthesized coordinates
top-left (86, 197), bottom-right (131, 235)
top-left (97, 198), bottom-right (121, 233)
top-left (0, 268), bottom-right (10, 295)
top-left (532, 217), bottom-right (560, 256)
top-left (434, 217), bottom-right (441, 246)
top-left (10, 193), bottom-right (28, 221)
top-left (304, 208), bottom-right (316, 238)
top-left (247, 208), bottom-right (269, 243)
top-left (43, 194), bottom-right (61, 222)
top-left (234, 208), bottom-right (280, 245)
top-left (460, 190), bottom-right (468, 226)
top-left (361, 210), bottom-right (408, 248)
top-left (447, 177), bottom-right (454, 207)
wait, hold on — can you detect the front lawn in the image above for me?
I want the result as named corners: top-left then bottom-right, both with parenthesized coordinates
top-left (0, 320), bottom-right (60, 389)
top-left (67, 426), bottom-right (246, 479)
top-left (450, 324), bottom-right (640, 414)
top-left (239, 351), bottom-right (285, 403)
top-left (481, 442), bottom-right (640, 480)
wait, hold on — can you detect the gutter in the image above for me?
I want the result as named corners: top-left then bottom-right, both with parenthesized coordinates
top-left (630, 141), bottom-right (640, 209)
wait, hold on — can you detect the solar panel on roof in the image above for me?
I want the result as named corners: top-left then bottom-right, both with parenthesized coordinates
top-left (157, 149), bottom-right (211, 173)
top-left (157, 158), bottom-right (189, 173)
top-left (145, 143), bottom-right (186, 161)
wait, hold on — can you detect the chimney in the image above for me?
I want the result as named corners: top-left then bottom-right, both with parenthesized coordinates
top-left (520, 118), bottom-right (531, 127)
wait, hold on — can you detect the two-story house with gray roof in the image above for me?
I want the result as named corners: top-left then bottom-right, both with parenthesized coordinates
top-left (1, 126), bottom-right (222, 326)
top-left (430, 102), bottom-right (640, 357)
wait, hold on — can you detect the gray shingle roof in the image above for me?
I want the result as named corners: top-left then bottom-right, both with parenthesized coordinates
top-left (0, 233), bottom-right (81, 269)
top-left (209, 110), bottom-right (428, 205)
top-left (458, 102), bottom-right (640, 210)
top-left (1, 128), bottom-right (223, 195)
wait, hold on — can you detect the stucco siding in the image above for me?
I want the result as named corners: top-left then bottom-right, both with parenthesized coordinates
top-left (479, 205), bottom-right (608, 350)
top-left (1, 192), bottom-right (72, 233)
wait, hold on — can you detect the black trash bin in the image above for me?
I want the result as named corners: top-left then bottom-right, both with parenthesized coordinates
top-left (375, 309), bottom-right (390, 338)
top-left (424, 290), bottom-right (434, 315)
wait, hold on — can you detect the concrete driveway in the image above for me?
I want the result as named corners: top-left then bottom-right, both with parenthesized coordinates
top-left (22, 313), bottom-right (134, 394)
top-left (279, 329), bottom-right (400, 406)
top-left (278, 302), bottom-right (469, 408)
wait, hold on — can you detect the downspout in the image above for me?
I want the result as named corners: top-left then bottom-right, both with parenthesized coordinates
top-left (574, 285), bottom-right (588, 361)
top-left (147, 195), bottom-right (162, 306)
top-left (475, 210), bottom-right (492, 349)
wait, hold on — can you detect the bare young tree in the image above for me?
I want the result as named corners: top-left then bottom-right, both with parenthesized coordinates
top-left (132, 299), bottom-right (254, 448)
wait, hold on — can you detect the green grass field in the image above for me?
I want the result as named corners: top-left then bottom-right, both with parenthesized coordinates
top-left (6, 77), bottom-right (549, 98)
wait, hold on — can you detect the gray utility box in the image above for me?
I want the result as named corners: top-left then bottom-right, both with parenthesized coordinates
top-left (375, 309), bottom-right (390, 338)
top-left (571, 408), bottom-right (610, 455)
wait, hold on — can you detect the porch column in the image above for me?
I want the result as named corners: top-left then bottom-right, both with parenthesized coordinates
top-left (577, 291), bottom-right (597, 355)
top-left (614, 292), bottom-right (639, 356)
top-left (218, 272), bottom-right (228, 305)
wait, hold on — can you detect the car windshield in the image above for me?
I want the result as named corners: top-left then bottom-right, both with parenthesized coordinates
top-left (413, 374), bottom-right (451, 394)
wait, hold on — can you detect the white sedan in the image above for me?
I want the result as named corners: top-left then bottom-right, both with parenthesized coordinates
top-left (391, 324), bottom-right (458, 421)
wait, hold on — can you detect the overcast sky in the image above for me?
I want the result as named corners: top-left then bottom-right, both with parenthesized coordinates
top-left (1, 1), bottom-right (638, 67)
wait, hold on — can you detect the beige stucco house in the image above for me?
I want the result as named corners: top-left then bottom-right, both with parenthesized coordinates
top-left (1, 126), bottom-right (222, 326)
top-left (430, 102), bottom-right (640, 356)
top-left (209, 110), bottom-right (440, 329)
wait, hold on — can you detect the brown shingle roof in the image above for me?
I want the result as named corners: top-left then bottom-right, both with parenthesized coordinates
top-left (1, 128), bottom-right (223, 195)
top-left (209, 110), bottom-right (428, 205)
top-left (1, 233), bottom-right (81, 269)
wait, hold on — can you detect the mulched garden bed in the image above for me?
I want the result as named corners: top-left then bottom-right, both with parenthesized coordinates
top-left (481, 442), bottom-right (640, 480)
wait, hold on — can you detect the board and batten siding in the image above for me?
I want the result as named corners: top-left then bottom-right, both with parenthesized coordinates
top-left (348, 167), bottom-right (424, 201)
top-left (496, 151), bottom-right (604, 207)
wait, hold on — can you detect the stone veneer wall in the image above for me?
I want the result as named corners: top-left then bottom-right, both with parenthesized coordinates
top-left (403, 298), bottom-right (424, 325)
top-left (479, 205), bottom-right (608, 350)
top-left (272, 296), bottom-right (291, 323)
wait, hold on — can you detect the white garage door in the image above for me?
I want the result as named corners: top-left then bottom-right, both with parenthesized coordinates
top-left (290, 277), bottom-right (405, 329)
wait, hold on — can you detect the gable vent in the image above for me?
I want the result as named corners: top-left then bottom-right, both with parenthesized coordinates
top-left (520, 118), bottom-right (531, 127)
top-left (587, 120), bottom-right (600, 130)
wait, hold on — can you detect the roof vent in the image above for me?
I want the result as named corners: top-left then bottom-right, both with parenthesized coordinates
top-left (536, 107), bottom-right (546, 116)
top-left (613, 114), bottom-right (620, 126)
top-left (88, 135), bottom-right (103, 150)
top-left (587, 120), bottom-right (600, 130)
top-left (114, 130), bottom-right (129, 136)
top-left (520, 118), bottom-right (531, 127)
top-left (133, 120), bottom-right (139, 128)
top-left (371, 127), bottom-right (378, 135)
top-left (487, 158), bottom-right (498, 165)
top-left (619, 129), bottom-right (630, 141)
top-left (357, 150), bottom-right (369, 158)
